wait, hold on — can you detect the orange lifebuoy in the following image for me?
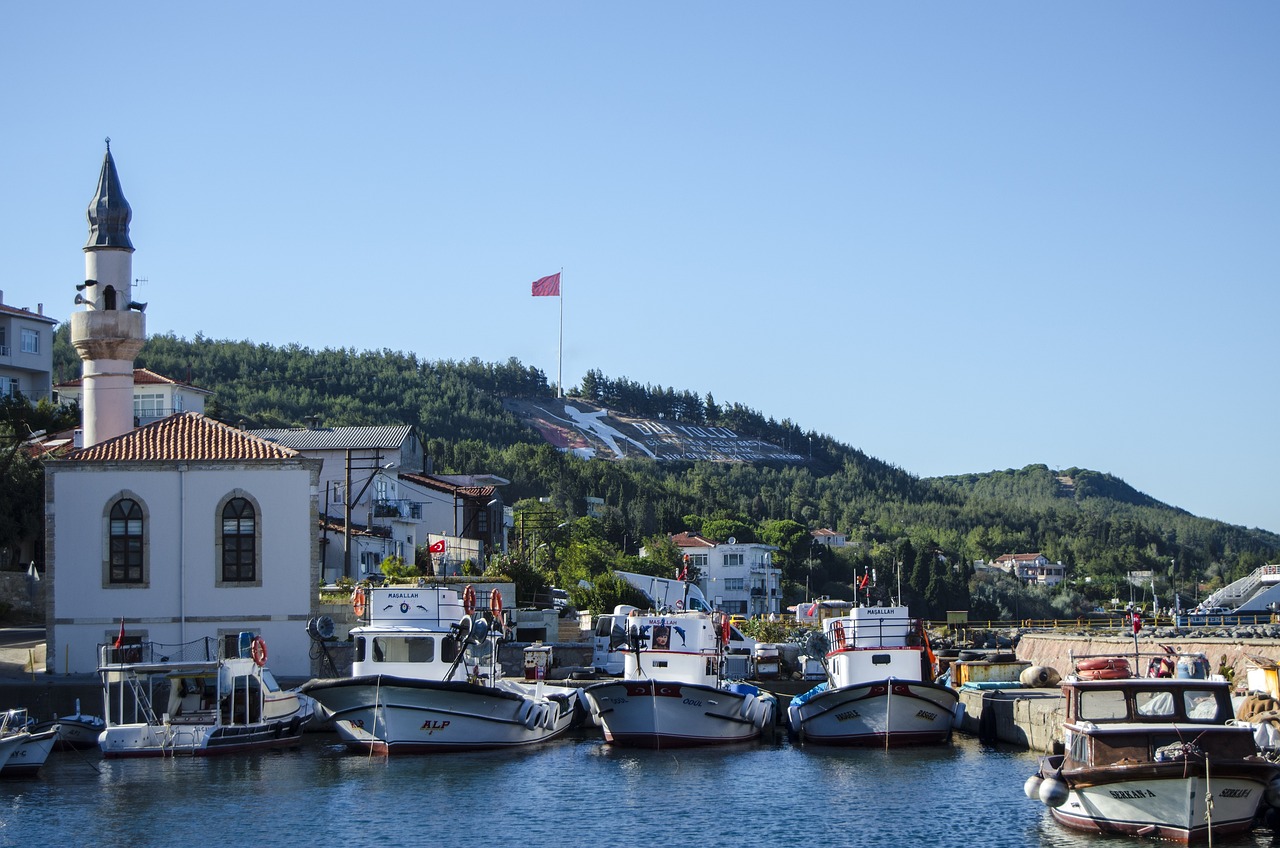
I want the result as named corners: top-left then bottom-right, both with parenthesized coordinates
top-left (1075, 657), bottom-right (1130, 680)
top-left (352, 587), bottom-right (367, 618)
top-left (463, 585), bottom-right (477, 615)
top-left (721, 616), bottom-right (731, 645)
top-left (489, 588), bottom-right (503, 617)
top-left (831, 621), bottom-right (847, 651)
top-left (250, 636), bottom-right (268, 667)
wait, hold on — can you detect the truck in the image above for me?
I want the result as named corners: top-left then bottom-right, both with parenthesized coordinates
top-left (590, 571), bottom-right (755, 675)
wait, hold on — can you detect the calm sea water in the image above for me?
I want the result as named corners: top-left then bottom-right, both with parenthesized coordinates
top-left (3, 732), bottom-right (1280, 848)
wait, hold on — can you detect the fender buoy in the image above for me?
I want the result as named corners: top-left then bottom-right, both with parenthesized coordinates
top-left (352, 587), bottom-right (367, 618)
top-left (463, 585), bottom-right (477, 615)
top-left (541, 703), bottom-right (557, 730)
top-left (831, 622), bottom-right (847, 651)
top-left (489, 588), bottom-right (503, 617)
top-left (740, 693), bottom-right (757, 720)
top-left (250, 636), bottom-right (268, 668)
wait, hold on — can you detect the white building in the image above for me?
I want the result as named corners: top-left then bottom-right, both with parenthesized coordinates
top-left (45, 412), bottom-right (321, 676)
top-left (55, 367), bottom-right (213, 427)
top-left (669, 532), bottom-right (782, 617)
top-left (991, 552), bottom-right (1066, 587)
top-left (0, 292), bottom-right (57, 402)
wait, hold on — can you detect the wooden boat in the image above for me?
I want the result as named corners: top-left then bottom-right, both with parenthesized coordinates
top-left (1028, 677), bottom-right (1280, 843)
top-left (787, 603), bottom-right (959, 746)
top-left (300, 584), bottom-right (579, 754)
top-left (97, 635), bottom-right (314, 758)
top-left (0, 709), bottom-right (58, 777)
top-left (32, 699), bottom-right (106, 751)
top-left (582, 607), bottom-right (776, 748)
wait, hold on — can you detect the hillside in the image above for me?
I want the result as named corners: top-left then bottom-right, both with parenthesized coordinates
top-left (45, 329), bottom-right (1280, 605)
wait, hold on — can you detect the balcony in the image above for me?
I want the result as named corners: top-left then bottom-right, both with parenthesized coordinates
top-left (373, 499), bottom-right (423, 520)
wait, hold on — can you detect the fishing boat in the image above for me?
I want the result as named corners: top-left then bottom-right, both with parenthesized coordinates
top-left (787, 603), bottom-right (960, 746)
top-left (0, 709), bottom-right (58, 777)
top-left (582, 607), bottom-right (777, 748)
top-left (32, 699), bottom-right (106, 751)
top-left (299, 584), bottom-right (579, 754)
top-left (97, 634), bottom-right (314, 758)
top-left (1027, 677), bottom-right (1280, 843)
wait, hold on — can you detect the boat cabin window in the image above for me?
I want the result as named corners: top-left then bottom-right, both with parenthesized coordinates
top-left (1078, 689), bottom-right (1128, 721)
top-left (1183, 689), bottom-right (1221, 721)
top-left (370, 636), bottom-right (436, 663)
top-left (1135, 691), bottom-right (1176, 717)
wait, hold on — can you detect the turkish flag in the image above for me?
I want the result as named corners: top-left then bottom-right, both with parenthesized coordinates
top-left (114, 618), bottom-right (125, 650)
top-left (429, 539), bottom-right (446, 554)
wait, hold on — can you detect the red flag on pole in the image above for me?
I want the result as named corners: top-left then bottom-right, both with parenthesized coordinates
top-left (114, 618), bottom-right (125, 650)
top-left (531, 273), bottom-right (561, 297)
top-left (429, 539), bottom-right (446, 554)
top-left (858, 573), bottom-right (869, 590)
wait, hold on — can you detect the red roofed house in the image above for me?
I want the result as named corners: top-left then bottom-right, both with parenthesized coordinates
top-left (55, 367), bottom-right (213, 428)
top-left (46, 412), bottom-right (321, 676)
top-left (666, 531), bottom-right (782, 617)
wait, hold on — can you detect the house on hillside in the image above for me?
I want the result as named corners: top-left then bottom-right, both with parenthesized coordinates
top-left (45, 412), bottom-right (321, 676)
top-left (811, 527), bottom-right (847, 548)
top-left (665, 531), bottom-right (782, 617)
top-left (55, 367), bottom-right (213, 428)
top-left (991, 552), bottom-right (1066, 586)
top-left (0, 292), bottom-right (57, 403)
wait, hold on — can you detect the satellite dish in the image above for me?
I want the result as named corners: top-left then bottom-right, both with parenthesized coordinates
top-left (728, 536), bottom-right (737, 545)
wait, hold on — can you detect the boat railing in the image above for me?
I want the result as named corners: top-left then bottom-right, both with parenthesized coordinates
top-left (98, 636), bottom-right (223, 668)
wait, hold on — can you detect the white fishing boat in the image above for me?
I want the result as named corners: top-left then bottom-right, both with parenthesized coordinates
top-left (0, 709), bottom-right (58, 777)
top-left (32, 699), bottom-right (106, 751)
top-left (1028, 677), bottom-right (1280, 843)
top-left (787, 603), bottom-right (959, 746)
top-left (97, 634), bottom-right (314, 758)
top-left (300, 584), bottom-right (579, 754)
top-left (582, 607), bottom-right (777, 748)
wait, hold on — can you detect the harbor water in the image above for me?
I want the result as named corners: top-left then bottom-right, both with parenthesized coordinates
top-left (3, 731), bottom-right (1280, 848)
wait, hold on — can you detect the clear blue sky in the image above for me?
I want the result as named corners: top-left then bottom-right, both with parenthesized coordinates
top-left (5, 4), bottom-right (1277, 533)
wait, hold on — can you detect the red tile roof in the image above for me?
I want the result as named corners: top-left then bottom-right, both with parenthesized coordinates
top-left (670, 531), bottom-right (716, 548)
top-left (64, 412), bottom-right (300, 462)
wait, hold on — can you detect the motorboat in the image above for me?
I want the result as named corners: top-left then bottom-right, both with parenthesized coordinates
top-left (97, 634), bottom-right (314, 758)
top-left (0, 709), bottom-right (58, 776)
top-left (1028, 677), bottom-right (1280, 843)
top-left (300, 584), bottom-right (579, 754)
top-left (32, 699), bottom-right (106, 751)
top-left (787, 603), bottom-right (960, 746)
top-left (582, 607), bottom-right (777, 748)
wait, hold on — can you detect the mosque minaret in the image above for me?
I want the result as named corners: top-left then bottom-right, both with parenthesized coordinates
top-left (69, 139), bottom-right (146, 447)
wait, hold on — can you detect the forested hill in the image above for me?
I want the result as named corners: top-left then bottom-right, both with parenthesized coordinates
top-left (51, 330), bottom-right (1280, 586)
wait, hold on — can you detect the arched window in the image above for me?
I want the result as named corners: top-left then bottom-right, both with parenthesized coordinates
top-left (221, 498), bottom-right (256, 582)
top-left (109, 499), bottom-right (144, 583)
top-left (103, 285), bottom-right (117, 310)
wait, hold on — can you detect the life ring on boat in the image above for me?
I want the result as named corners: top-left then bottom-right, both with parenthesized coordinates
top-left (1075, 657), bottom-right (1130, 680)
top-left (489, 588), bottom-right (503, 617)
top-left (830, 622), bottom-right (847, 651)
top-left (463, 585), bottom-right (477, 615)
top-left (675, 600), bottom-right (684, 610)
top-left (250, 637), bottom-right (268, 668)
top-left (351, 586), bottom-right (367, 618)
top-left (721, 616), bottom-right (732, 645)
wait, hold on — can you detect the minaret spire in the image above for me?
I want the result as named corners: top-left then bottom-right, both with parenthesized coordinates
top-left (86, 137), bottom-right (134, 250)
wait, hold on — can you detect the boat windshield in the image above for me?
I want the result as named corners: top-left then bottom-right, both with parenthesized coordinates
top-left (1136, 691), bottom-right (1176, 717)
top-left (1183, 689), bottom-right (1221, 721)
top-left (1079, 689), bottom-right (1128, 721)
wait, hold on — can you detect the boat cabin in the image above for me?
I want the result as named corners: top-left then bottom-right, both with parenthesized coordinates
top-left (620, 611), bottom-right (725, 685)
top-left (349, 585), bottom-right (491, 681)
top-left (1061, 679), bottom-right (1255, 770)
top-left (823, 606), bottom-right (932, 686)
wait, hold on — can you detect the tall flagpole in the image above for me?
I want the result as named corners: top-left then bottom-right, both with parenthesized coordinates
top-left (558, 267), bottom-right (564, 398)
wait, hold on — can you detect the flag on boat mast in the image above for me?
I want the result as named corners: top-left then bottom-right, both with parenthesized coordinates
top-left (531, 270), bottom-right (564, 397)
top-left (113, 617), bottom-right (125, 650)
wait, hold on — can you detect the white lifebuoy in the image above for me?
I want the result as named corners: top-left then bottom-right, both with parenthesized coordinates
top-left (739, 693), bottom-right (757, 720)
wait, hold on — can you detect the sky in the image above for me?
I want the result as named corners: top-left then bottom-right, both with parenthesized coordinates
top-left (4, 4), bottom-right (1277, 533)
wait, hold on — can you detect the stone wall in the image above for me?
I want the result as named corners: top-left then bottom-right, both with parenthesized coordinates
top-left (0, 572), bottom-right (45, 620)
top-left (1016, 632), bottom-right (1280, 683)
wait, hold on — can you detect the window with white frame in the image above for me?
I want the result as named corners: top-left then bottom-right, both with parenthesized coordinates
top-left (724, 578), bottom-right (745, 591)
top-left (688, 554), bottom-right (708, 568)
top-left (20, 329), bottom-right (38, 354)
top-left (134, 393), bottom-right (164, 419)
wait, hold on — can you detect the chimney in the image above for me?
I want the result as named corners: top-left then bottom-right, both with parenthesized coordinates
top-left (37, 303), bottom-right (44, 315)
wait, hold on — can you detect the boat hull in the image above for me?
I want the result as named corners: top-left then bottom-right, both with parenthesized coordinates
top-left (1040, 755), bottom-right (1276, 843)
top-left (302, 676), bottom-right (577, 754)
top-left (1, 729), bottom-right (58, 777)
top-left (583, 680), bottom-right (774, 748)
top-left (788, 678), bottom-right (958, 746)
top-left (99, 712), bottom-right (311, 758)
top-left (34, 716), bottom-right (106, 751)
